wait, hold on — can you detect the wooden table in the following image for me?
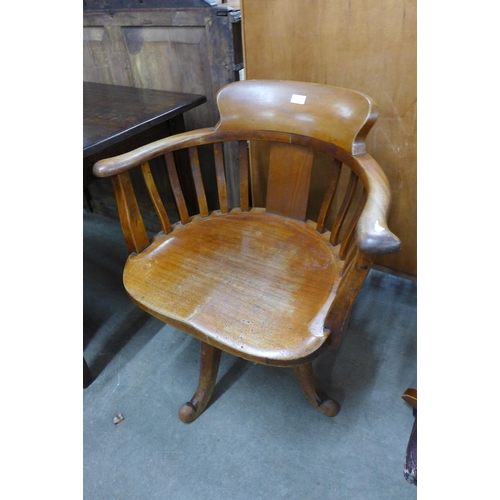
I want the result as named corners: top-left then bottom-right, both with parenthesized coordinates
top-left (83, 82), bottom-right (206, 388)
top-left (83, 82), bottom-right (207, 187)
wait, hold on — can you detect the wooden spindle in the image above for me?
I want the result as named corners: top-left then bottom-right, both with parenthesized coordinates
top-left (164, 152), bottom-right (190, 224)
top-left (239, 140), bottom-right (249, 212)
top-left (213, 142), bottom-right (229, 213)
top-left (141, 161), bottom-right (172, 235)
top-left (188, 147), bottom-right (209, 217)
top-left (341, 241), bottom-right (358, 275)
top-left (339, 189), bottom-right (367, 260)
top-left (111, 171), bottom-right (150, 254)
top-left (325, 249), bottom-right (375, 347)
top-left (329, 171), bottom-right (359, 246)
top-left (316, 159), bottom-right (342, 233)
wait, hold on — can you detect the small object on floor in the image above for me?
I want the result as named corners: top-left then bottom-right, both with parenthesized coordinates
top-left (113, 413), bottom-right (124, 425)
top-left (402, 388), bottom-right (417, 486)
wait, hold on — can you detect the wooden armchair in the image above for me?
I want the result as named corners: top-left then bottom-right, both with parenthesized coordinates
top-left (93, 80), bottom-right (401, 423)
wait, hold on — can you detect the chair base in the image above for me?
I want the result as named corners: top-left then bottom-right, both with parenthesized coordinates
top-left (293, 363), bottom-right (340, 417)
top-left (178, 342), bottom-right (221, 423)
top-left (178, 341), bottom-right (340, 422)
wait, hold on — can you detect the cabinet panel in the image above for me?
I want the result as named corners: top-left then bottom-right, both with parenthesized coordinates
top-left (84, 4), bottom-right (243, 218)
top-left (83, 7), bottom-right (240, 128)
top-left (122, 26), bottom-right (215, 128)
top-left (83, 27), bottom-right (115, 84)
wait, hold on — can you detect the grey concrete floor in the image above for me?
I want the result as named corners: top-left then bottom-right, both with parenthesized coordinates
top-left (84, 211), bottom-right (417, 499)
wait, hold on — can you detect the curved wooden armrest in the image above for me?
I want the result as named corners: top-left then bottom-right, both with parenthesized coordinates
top-left (353, 155), bottom-right (402, 255)
top-left (357, 220), bottom-right (401, 255)
top-left (92, 128), bottom-right (216, 178)
top-left (92, 122), bottom-right (401, 258)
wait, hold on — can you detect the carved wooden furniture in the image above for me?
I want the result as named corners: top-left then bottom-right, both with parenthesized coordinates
top-left (402, 388), bottom-right (417, 485)
top-left (93, 80), bottom-right (401, 422)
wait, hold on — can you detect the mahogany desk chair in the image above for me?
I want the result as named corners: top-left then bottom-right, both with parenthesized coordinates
top-left (93, 80), bottom-right (401, 423)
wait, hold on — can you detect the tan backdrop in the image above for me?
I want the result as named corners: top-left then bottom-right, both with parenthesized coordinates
top-left (241, 0), bottom-right (417, 276)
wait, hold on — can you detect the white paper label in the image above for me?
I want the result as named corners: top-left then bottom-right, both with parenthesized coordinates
top-left (290, 94), bottom-right (307, 104)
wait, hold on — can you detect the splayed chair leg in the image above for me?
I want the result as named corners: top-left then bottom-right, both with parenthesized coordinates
top-left (293, 363), bottom-right (340, 417)
top-left (178, 341), bottom-right (222, 423)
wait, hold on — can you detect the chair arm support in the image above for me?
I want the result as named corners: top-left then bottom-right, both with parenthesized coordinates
top-left (353, 155), bottom-right (402, 255)
top-left (92, 128), bottom-right (216, 178)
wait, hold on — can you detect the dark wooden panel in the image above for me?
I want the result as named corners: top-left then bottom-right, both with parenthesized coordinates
top-left (84, 4), bottom-right (243, 218)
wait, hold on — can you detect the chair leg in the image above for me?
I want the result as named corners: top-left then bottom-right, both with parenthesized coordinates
top-left (178, 341), bottom-right (222, 423)
top-left (293, 363), bottom-right (340, 417)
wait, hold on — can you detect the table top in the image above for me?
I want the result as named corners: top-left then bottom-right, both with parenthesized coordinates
top-left (83, 82), bottom-right (207, 158)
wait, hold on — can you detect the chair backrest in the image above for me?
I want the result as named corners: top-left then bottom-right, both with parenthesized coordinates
top-left (93, 79), bottom-right (400, 260)
top-left (216, 80), bottom-right (377, 155)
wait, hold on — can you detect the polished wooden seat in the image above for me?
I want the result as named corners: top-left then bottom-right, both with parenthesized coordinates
top-left (94, 80), bottom-right (401, 423)
top-left (125, 210), bottom-right (339, 364)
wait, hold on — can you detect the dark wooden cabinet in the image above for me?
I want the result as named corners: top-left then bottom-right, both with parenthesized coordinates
top-left (83, 0), bottom-right (243, 219)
